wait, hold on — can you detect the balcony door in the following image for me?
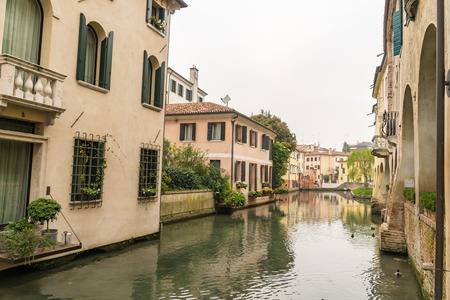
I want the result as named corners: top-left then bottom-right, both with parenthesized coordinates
top-left (2, 0), bottom-right (43, 64)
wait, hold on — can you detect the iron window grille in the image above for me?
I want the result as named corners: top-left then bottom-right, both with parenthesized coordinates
top-left (70, 133), bottom-right (106, 206)
top-left (138, 143), bottom-right (160, 201)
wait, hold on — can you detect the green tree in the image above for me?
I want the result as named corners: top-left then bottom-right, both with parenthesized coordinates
top-left (272, 142), bottom-right (291, 188)
top-left (251, 110), bottom-right (297, 151)
top-left (347, 150), bottom-right (374, 186)
top-left (342, 142), bottom-right (350, 153)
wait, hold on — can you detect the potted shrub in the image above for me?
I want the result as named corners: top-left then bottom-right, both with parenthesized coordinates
top-left (236, 182), bottom-right (248, 190)
top-left (141, 187), bottom-right (157, 198)
top-left (262, 182), bottom-right (271, 189)
top-left (81, 184), bottom-right (101, 201)
top-left (223, 191), bottom-right (245, 208)
top-left (28, 198), bottom-right (61, 243)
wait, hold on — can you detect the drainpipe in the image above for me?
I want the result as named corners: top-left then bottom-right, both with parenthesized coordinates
top-left (230, 114), bottom-right (238, 188)
top-left (435, 0), bottom-right (445, 298)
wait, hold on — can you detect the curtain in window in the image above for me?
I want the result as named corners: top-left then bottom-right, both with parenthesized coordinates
top-left (2, 0), bottom-right (42, 64)
top-left (0, 140), bottom-right (31, 225)
top-left (84, 26), bottom-right (97, 85)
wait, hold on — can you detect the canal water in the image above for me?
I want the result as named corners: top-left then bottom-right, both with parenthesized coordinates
top-left (0, 192), bottom-right (422, 300)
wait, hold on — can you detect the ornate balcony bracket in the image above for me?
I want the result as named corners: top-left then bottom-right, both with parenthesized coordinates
top-left (372, 135), bottom-right (391, 158)
top-left (0, 54), bottom-right (66, 125)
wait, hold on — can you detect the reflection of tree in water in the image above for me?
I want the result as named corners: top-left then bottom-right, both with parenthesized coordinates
top-left (135, 207), bottom-right (294, 298)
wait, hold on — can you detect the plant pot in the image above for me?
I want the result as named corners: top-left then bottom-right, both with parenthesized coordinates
top-left (42, 229), bottom-right (58, 244)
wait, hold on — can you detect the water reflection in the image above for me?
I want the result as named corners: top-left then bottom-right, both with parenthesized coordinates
top-left (0, 192), bottom-right (422, 300)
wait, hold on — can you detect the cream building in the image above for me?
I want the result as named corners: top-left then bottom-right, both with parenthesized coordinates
top-left (371, 0), bottom-right (450, 297)
top-left (282, 149), bottom-right (302, 191)
top-left (0, 0), bottom-right (186, 267)
top-left (165, 102), bottom-right (276, 193)
top-left (167, 66), bottom-right (207, 104)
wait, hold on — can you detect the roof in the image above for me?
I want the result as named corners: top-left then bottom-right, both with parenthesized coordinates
top-left (297, 144), bottom-right (348, 156)
top-left (176, 0), bottom-right (188, 8)
top-left (165, 102), bottom-right (276, 135)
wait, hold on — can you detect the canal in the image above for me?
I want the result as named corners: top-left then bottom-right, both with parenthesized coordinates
top-left (0, 192), bottom-right (422, 300)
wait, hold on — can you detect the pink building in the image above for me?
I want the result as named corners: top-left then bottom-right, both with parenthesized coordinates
top-left (165, 102), bottom-right (276, 192)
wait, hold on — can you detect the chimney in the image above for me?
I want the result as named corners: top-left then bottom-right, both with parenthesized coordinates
top-left (190, 66), bottom-right (199, 103)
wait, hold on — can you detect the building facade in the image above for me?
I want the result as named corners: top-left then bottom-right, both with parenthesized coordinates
top-left (167, 66), bottom-right (207, 104)
top-left (282, 149), bottom-right (303, 191)
top-left (165, 102), bottom-right (276, 194)
top-left (0, 0), bottom-right (186, 266)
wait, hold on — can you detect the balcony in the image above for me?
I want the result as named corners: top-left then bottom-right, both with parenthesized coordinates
top-left (0, 55), bottom-right (66, 125)
top-left (383, 111), bottom-right (399, 144)
top-left (372, 135), bottom-right (390, 158)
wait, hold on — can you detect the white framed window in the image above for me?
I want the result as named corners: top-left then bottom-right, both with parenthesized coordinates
top-left (178, 84), bottom-right (184, 97)
top-left (170, 79), bottom-right (177, 93)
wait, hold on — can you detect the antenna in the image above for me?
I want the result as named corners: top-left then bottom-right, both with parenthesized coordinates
top-left (221, 94), bottom-right (231, 107)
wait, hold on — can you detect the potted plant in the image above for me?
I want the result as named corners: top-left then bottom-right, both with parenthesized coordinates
top-left (28, 198), bottom-right (61, 243)
top-left (262, 182), bottom-right (271, 189)
top-left (81, 184), bottom-right (101, 201)
top-left (236, 182), bottom-right (248, 189)
top-left (150, 16), bottom-right (166, 32)
top-left (141, 187), bottom-right (157, 198)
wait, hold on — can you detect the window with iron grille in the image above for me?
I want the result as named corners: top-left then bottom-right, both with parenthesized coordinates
top-left (170, 79), bottom-right (177, 93)
top-left (71, 134), bottom-right (106, 202)
top-left (138, 146), bottom-right (159, 200)
top-left (186, 89), bottom-right (192, 101)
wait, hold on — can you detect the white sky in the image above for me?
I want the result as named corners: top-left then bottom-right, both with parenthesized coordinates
top-left (169, 0), bottom-right (385, 149)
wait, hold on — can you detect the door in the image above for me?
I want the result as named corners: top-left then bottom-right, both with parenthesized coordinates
top-left (0, 139), bottom-right (32, 225)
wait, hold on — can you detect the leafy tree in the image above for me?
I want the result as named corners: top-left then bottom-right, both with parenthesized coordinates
top-left (347, 150), bottom-right (374, 186)
top-left (251, 110), bottom-right (297, 151)
top-left (272, 142), bottom-right (291, 188)
top-left (342, 142), bottom-right (350, 153)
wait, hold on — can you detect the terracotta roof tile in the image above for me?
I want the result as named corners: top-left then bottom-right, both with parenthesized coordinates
top-left (166, 102), bottom-right (235, 115)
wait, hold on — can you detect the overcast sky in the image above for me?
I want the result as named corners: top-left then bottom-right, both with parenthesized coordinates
top-left (169, 0), bottom-right (385, 149)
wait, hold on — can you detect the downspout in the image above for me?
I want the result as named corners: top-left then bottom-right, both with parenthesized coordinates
top-left (231, 114), bottom-right (238, 188)
top-left (435, 0), bottom-right (445, 298)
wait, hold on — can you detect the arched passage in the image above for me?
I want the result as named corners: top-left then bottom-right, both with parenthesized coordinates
top-left (399, 86), bottom-right (415, 185)
top-left (417, 25), bottom-right (437, 193)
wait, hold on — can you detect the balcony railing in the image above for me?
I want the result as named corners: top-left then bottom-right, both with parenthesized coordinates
top-left (372, 135), bottom-right (390, 158)
top-left (0, 54), bottom-right (66, 124)
top-left (382, 111), bottom-right (399, 138)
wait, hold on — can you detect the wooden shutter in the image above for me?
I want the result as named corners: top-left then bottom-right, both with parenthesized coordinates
top-left (146, 0), bottom-right (153, 23)
top-left (393, 10), bottom-right (402, 56)
top-left (255, 132), bottom-right (258, 148)
top-left (242, 126), bottom-right (247, 144)
top-left (99, 32), bottom-right (114, 90)
top-left (192, 123), bottom-right (196, 141)
top-left (141, 51), bottom-right (150, 103)
top-left (179, 124), bottom-right (185, 141)
top-left (254, 164), bottom-right (258, 190)
top-left (269, 139), bottom-right (273, 160)
top-left (235, 161), bottom-right (239, 182)
top-left (154, 62), bottom-right (165, 108)
top-left (76, 13), bottom-right (88, 81)
top-left (241, 162), bottom-right (246, 182)
top-left (220, 122), bottom-right (226, 141)
top-left (207, 123), bottom-right (213, 140)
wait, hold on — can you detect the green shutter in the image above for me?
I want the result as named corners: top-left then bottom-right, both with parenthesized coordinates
top-left (76, 13), bottom-right (87, 81)
top-left (179, 124), bottom-right (185, 141)
top-left (207, 123), bottom-right (212, 140)
top-left (241, 162), bottom-right (246, 182)
top-left (220, 122), bottom-right (226, 141)
top-left (99, 38), bottom-right (107, 87)
top-left (99, 31), bottom-right (114, 90)
top-left (393, 10), bottom-right (402, 56)
top-left (154, 62), bottom-right (165, 108)
top-left (242, 126), bottom-right (247, 144)
top-left (141, 51), bottom-right (150, 103)
top-left (192, 123), bottom-right (196, 141)
top-left (146, 0), bottom-right (153, 23)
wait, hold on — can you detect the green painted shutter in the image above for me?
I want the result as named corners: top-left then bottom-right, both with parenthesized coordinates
top-left (146, 0), bottom-right (153, 23)
top-left (220, 122), bottom-right (226, 141)
top-left (99, 38), bottom-right (108, 87)
top-left (192, 123), bottom-right (196, 141)
top-left (154, 62), bottom-right (165, 108)
top-left (102, 32), bottom-right (114, 90)
top-left (76, 13), bottom-right (87, 81)
top-left (241, 162), bottom-right (246, 182)
top-left (179, 124), bottom-right (185, 141)
top-left (159, 8), bottom-right (166, 21)
top-left (207, 123), bottom-right (212, 140)
top-left (393, 10), bottom-right (402, 56)
top-left (141, 51), bottom-right (150, 103)
top-left (242, 126), bottom-right (247, 144)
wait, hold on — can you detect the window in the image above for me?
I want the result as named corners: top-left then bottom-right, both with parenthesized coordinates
top-left (3, 0), bottom-right (42, 64)
top-left (141, 51), bottom-right (165, 108)
top-left (71, 134), bottom-right (106, 203)
top-left (198, 97), bottom-right (203, 102)
top-left (250, 130), bottom-right (258, 147)
top-left (234, 161), bottom-right (245, 182)
top-left (208, 122), bottom-right (225, 141)
top-left (307, 157), bottom-right (310, 162)
top-left (210, 160), bottom-right (221, 169)
top-left (138, 146), bottom-right (159, 200)
top-left (306, 165), bottom-right (309, 170)
top-left (146, 0), bottom-right (166, 33)
top-left (262, 134), bottom-right (271, 150)
top-left (76, 14), bottom-right (114, 90)
top-left (235, 125), bottom-right (247, 144)
top-left (179, 123), bottom-right (196, 141)
top-left (170, 79), bottom-right (177, 93)
top-left (178, 84), bottom-right (184, 97)
top-left (314, 157), bottom-right (317, 161)
top-left (186, 89), bottom-right (193, 101)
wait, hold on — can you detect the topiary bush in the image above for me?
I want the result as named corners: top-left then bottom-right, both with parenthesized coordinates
top-left (420, 192), bottom-right (436, 212)
top-left (165, 165), bottom-right (203, 190)
top-left (28, 198), bottom-right (61, 231)
top-left (223, 191), bottom-right (245, 208)
top-left (403, 188), bottom-right (415, 203)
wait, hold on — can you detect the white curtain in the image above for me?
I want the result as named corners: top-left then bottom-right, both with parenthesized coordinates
top-left (84, 26), bottom-right (97, 84)
top-left (2, 0), bottom-right (42, 64)
top-left (0, 140), bottom-right (32, 225)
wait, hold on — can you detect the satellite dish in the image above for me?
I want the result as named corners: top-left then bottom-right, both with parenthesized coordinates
top-left (221, 94), bottom-right (231, 107)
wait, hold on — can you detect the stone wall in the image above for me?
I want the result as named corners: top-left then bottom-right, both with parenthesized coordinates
top-left (160, 190), bottom-right (215, 223)
top-left (404, 202), bottom-right (436, 299)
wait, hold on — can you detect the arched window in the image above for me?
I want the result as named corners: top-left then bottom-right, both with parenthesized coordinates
top-left (84, 25), bottom-right (98, 85)
top-left (2, 0), bottom-right (42, 64)
top-left (141, 51), bottom-right (164, 109)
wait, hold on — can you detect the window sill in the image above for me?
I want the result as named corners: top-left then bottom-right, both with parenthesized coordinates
top-left (138, 196), bottom-right (158, 202)
top-left (209, 139), bottom-right (224, 142)
top-left (147, 23), bottom-right (166, 38)
top-left (77, 80), bottom-right (109, 94)
top-left (142, 103), bottom-right (163, 112)
top-left (69, 199), bottom-right (102, 207)
top-left (181, 140), bottom-right (195, 143)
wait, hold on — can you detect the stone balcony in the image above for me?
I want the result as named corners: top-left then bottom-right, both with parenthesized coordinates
top-left (372, 135), bottom-right (390, 158)
top-left (0, 54), bottom-right (66, 125)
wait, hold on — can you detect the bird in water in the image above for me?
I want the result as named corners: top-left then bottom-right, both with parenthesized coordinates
top-left (351, 233), bottom-right (354, 238)
top-left (395, 269), bottom-right (402, 277)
